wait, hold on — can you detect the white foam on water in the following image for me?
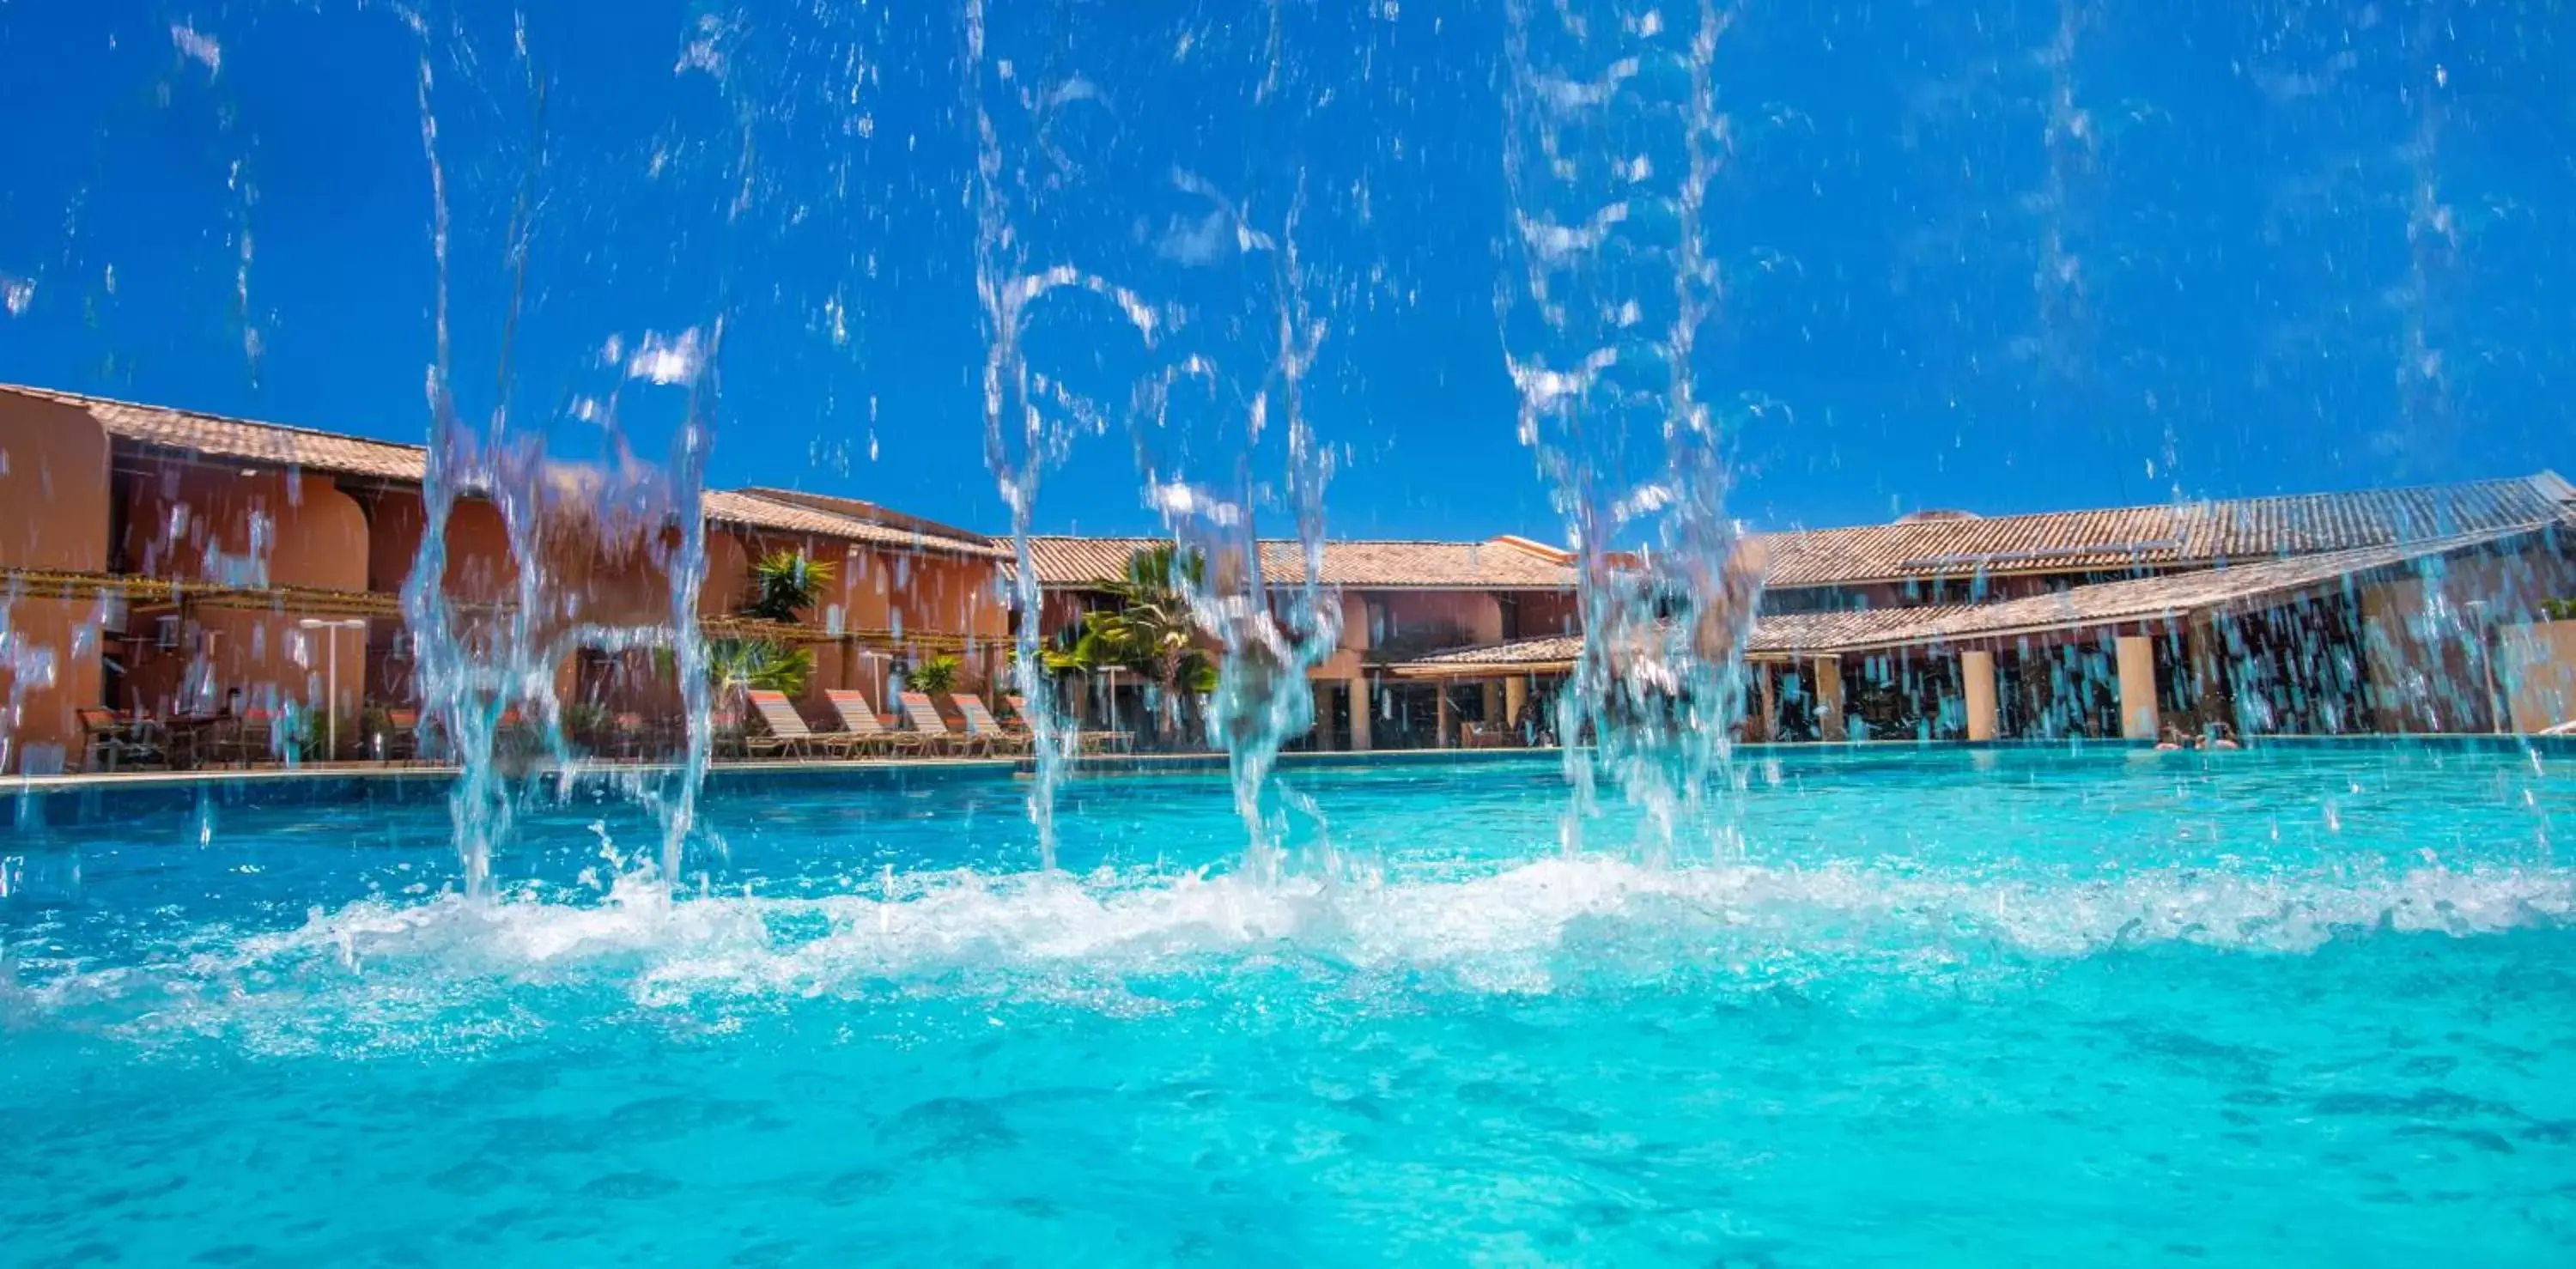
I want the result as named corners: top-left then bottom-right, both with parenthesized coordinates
top-left (12, 856), bottom-right (2573, 1055)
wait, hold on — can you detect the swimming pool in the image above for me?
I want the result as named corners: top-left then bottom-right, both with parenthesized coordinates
top-left (5, 744), bottom-right (2573, 1265)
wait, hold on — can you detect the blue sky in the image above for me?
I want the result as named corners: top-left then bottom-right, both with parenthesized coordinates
top-left (1, 1), bottom-right (2567, 541)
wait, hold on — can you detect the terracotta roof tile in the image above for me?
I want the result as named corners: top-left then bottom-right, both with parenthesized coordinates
top-left (1820, 523), bottom-right (2556, 652)
top-left (1399, 632), bottom-right (1583, 670)
top-left (1757, 473), bottom-right (2572, 587)
top-left (734, 488), bottom-right (1000, 557)
top-left (1, 385), bottom-right (1000, 558)
top-left (1019, 535), bottom-right (1577, 590)
top-left (1390, 607), bottom-right (1984, 672)
top-left (708, 491), bottom-right (1008, 559)
top-left (12, 384), bottom-right (432, 482)
top-left (1393, 522), bottom-right (2565, 671)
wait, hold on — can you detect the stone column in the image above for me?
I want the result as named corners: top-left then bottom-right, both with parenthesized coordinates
top-left (1310, 680), bottom-right (1338, 751)
top-left (1349, 677), bottom-right (1373, 751)
top-left (1962, 649), bottom-right (1998, 742)
top-left (1504, 675), bottom-right (1529, 738)
top-left (1437, 682), bottom-right (1455, 749)
top-left (1753, 663), bottom-right (1777, 743)
top-left (1814, 656), bottom-right (1847, 742)
top-left (1482, 679), bottom-right (1504, 732)
top-left (2115, 634), bottom-right (2158, 740)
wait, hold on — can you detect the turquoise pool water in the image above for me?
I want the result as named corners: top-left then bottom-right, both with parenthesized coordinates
top-left (4, 744), bottom-right (2574, 1265)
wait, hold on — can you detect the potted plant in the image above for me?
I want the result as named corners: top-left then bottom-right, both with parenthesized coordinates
top-left (902, 653), bottom-right (962, 697)
top-left (562, 703), bottom-right (612, 749)
top-left (744, 549), bottom-right (835, 622)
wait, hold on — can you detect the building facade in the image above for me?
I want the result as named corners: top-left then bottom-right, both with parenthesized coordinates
top-left (1019, 534), bottom-right (1582, 750)
top-left (0, 386), bottom-right (1009, 773)
top-left (4, 381), bottom-right (2569, 771)
top-left (1396, 475), bottom-right (2576, 744)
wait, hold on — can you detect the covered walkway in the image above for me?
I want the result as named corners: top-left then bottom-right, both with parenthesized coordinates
top-left (1386, 524), bottom-right (2576, 744)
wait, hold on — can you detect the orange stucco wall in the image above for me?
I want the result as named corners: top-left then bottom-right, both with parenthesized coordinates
top-left (1376, 590), bottom-right (1506, 647)
top-left (116, 462), bottom-right (372, 748)
top-left (365, 489), bottom-right (519, 602)
top-left (1516, 590), bottom-right (1580, 637)
top-left (702, 530), bottom-right (1008, 710)
top-left (2361, 540), bottom-right (2576, 733)
top-left (0, 395), bottom-right (112, 772)
top-left (2500, 619), bottom-right (2576, 733)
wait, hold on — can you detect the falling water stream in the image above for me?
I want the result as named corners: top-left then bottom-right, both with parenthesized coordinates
top-left (966, 0), bottom-right (1163, 872)
top-left (398, 9), bottom-right (722, 894)
top-left (10, 6), bottom-right (2576, 1262)
top-left (0, 1), bottom-right (2544, 889)
top-left (1501, 0), bottom-right (1761, 865)
top-left (966, 3), bottom-right (1349, 878)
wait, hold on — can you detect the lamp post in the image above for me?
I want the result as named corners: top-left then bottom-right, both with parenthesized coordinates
top-left (298, 617), bottom-right (369, 761)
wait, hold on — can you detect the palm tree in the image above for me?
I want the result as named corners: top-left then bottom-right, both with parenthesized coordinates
top-left (704, 638), bottom-right (815, 699)
top-left (902, 653), bottom-right (962, 696)
top-left (744, 549), bottom-right (836, 622)
top-left (1042, 543), bottom-right (1216, 744)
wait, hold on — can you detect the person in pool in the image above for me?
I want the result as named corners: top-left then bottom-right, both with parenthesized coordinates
top-left (2203, 721), bottom-right (2242, 750)
top-left (2157, 722), bottom-right (2189, 751)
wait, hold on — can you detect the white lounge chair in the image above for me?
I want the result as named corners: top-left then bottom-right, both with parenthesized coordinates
top-left (899, 692), bottom-right (986, 757)
top-left (745, 690), bottom-right (850, 760)
top-left (951, 693), bottom-right (1032, 756)
top-left (823, 689), bottom-right (927, 757)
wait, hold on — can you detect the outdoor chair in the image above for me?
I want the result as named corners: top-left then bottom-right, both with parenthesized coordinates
top-left (77, 707), bottom-right (167, 772)
top-left (607, 712), bottom-right (653, 762)
top-left (899, 692), bottom-right (987, 757)
top-left (823, 689), bottom-right (927, 757)
top-left (1007, 693), bottom-right (1128, 754)
top-left (370, 708), bottom-right (422, 764)
top-left (210, 710), bottom-right (276, 768)
top-left (744, 690), bottom-right (849, 760)
top-left (951, 693), bottom-right (1032, 756)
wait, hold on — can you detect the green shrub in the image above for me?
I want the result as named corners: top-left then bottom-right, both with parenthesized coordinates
top-left (903, 654), bottom-right (962, 696)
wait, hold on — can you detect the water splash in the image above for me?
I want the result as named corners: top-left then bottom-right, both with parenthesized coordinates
top-left (1136, 197), bottom-right (1344, 884)
top-left (1500, 0), bottom-right (1759, 865)
top-left (967, 0), bottom-right (1163, 871)
top-left (399, 15), bottom-right (715, 895)
top-left (20, 853), bottom-right (2576, 1053)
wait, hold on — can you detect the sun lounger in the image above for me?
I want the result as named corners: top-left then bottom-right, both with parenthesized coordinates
top-left (899, 692), bottom-right (986, 757)
top-left (745, 689), bottom-right (850, 760)
top-left (1006, 693), bottom-right (1128, 754)
top-left (823, 689), bottom-right (927, 757)
top-left (951, 693), bottom-right (1032, 756)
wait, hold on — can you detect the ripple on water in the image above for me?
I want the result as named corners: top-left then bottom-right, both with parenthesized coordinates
top-left (879, 1096), bottom-right (1020, 1159)
top-left (580, 1169), bottom-right (682, 1200)
top-left (426, 1158), bottom-right (513, 1196)
top-left (817, 1167), bottom-right (894, 1205)
top-left (727, 1241), bottom-right (805, 1268)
